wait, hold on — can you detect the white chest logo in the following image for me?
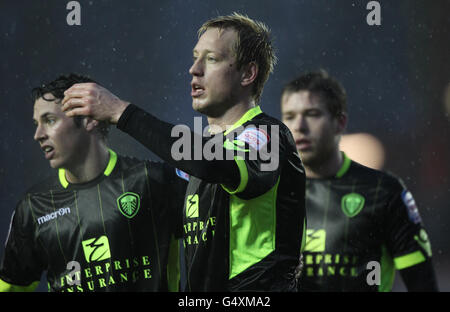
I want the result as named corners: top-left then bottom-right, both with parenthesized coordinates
top-left (37, 207), bottom-right (71, 225)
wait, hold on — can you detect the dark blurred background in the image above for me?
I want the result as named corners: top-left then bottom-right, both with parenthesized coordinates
top-left (0, 0), bottom-right (449, 292)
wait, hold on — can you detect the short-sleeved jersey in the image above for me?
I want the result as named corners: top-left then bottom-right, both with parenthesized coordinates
top-left (183, 106), bottom-right (306, 291)
top-left (0, 150), bottom-right (187, 292)
top-left (299, 153), bottom-right (433, 292)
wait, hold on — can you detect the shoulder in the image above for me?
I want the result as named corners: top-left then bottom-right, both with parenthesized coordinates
top-left (115, 154), bottom-right (167, 174)
top-left (115, 154), bottom-right (163, 179)
top-left (349, 163), bottom-right (423, 223)
top-left (117, 154), bottom-right (187, 183)
top-left (11, 175), bottom-right (58, 222)
top-left (252, 113), bottom-right (290, 132)
top-left (116, 154), bottom-right (148, 170)
top-left (347, 160), bottom-right (404, 191)
top-left (245, 113), bottom-right (295, 144)
top-left (24, 173), bottom-right (61, 195)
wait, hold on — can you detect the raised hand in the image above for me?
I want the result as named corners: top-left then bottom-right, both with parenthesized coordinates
top-left (62, 82), bottom-right (130, 124)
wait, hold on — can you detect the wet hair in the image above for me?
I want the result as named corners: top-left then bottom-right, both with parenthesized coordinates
top-left (199, 12), bottom-right (277, 103)
top-left (32, 73), bottom-right (110, 138)
top-left (281, 69), bottom-right (347, 118)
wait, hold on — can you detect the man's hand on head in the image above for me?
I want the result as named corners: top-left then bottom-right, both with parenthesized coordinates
top-left (62, 83), bottom-right (130, 124)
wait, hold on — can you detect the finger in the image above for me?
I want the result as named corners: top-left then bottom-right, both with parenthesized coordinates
top-left (65, 82), bottom-right (97, 92)
top-left (63, 88), bottom-right (92, 100)
top-left (62, 98), bottom-right (87, 112)
top-left (73, 82), bottom-right (97, 88)
top-left (63, 84), bottom-right (82, 97)
top-left (65, 106), bottom-right (91, 118)
top-left (72, 83), bottom-right (99, 94)
top-left (62, 91), bottom-right (83, 106)
top-left (63, 83), bottom-right (96, 99)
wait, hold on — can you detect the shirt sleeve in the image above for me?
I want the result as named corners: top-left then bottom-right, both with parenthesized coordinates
top-left (117, 104), bottom-right (242, 190)
top-left (220, 121), bottom-right (287, 199)
top-left (384, 181), bottom-right (434, 271)
top-left (0, 198), bottom-right (44, 290)
top-left (117, 104), bottom-right (289, 200)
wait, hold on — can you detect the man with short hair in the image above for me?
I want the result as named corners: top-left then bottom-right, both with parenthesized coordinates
top-left (62, 13), bottom-right (306, 292)
top-left (281, 70), bottom-right (438, 291)
top-left (0, 74), bottom-right (187, 292)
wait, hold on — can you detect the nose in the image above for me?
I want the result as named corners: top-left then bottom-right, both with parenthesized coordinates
top-left (33, 123), bottom-right (47, 142)
top-left (189, 58), bottom-right (203, 77)
top-left (294, 114), bottom-right (308, 134)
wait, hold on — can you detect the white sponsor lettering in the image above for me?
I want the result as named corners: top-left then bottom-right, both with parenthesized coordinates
top-left (37, 207), bottom-right (71, 225)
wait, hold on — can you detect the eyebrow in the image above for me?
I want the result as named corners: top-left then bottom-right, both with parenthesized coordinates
top-left (33, 112), bottom-right (53, 123)
top-left (302, 107), bottom-right (321, 111)
top-left (193, 49), bottom-right (224, 57)
top-left (282, 107), bottom-right (323, 114)
top-left (304, 107), bottom-right (324, 113)
top-left (193, 48), bottom-right (210, 54)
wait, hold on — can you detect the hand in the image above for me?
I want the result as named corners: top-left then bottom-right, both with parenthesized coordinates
top-left (62, 83), bottom-right (130, 124)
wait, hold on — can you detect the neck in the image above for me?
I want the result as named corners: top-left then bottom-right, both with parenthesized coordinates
top-left (305, 149), bottom-right (343, 179)
top-left (64, 140), bottom-right (110, 184)
top-left (207, 100), bottom-right (255, 134)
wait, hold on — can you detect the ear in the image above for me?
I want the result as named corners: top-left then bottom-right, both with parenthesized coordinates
top-left (335, 113), bottom-right (348, 135)
top-left (83, 117), bottom-right (99, 133)
top-left (241, 62), bottom-right (258, 87)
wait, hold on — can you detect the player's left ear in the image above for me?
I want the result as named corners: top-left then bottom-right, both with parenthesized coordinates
top-left (241, 62), bottom-right (258, 87)
top-left (335, 113), bottom-right (348, 135)
top-left (84, 117), bottom-right (99, 133)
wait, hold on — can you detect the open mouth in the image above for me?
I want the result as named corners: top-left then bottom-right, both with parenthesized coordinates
top-left (42, 145), bottom-right (55, 160)
top-left (191, 83), bottom-right (205, 97)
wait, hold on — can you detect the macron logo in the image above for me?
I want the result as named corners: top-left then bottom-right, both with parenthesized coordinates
top-left (37, 207), bottom-right (71, 225)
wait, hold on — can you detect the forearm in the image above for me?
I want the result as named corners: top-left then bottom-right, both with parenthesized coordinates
top-left (117, 104), bottom-right (240, 186)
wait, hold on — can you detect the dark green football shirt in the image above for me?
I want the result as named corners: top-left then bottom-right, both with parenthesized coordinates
top-left (182, 107), bottom-right (306, 291)
top-left (299, 153), bottom-right (433, 292)
top-left (0, 150), bottom-right (187, 292)
top-left (116, 104), bottom-right (306, 291)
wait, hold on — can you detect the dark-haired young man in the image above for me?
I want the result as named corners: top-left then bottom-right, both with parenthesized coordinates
top-left (0, 74), bottom-right (187, 292)
top-left (281, 70), bottom-right (438, 291)
top-left (61, 13), bottom-right (306, 291)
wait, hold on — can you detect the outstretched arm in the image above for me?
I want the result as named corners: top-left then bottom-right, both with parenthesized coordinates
top-left (62, 83), bottom-right (284, 197)
top-left (62, 83), bottom-right (241, 188)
